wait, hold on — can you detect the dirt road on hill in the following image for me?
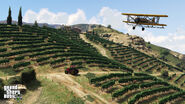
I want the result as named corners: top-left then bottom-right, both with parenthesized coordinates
top-left (43, 73), bottom-right (112, 104)
top-left (80, 34), bottom-right (112, 59)
top-left (0, 71), bottom-right (183, 80)
top-left (39, 71), bottom-right (123, 104)
top-left (24, 87), bottom-right (42, 104)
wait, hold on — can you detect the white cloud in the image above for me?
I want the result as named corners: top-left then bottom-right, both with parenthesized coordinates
top-left (23, 10), bottom-right (37, 23)
top-left (97, 7), bottom-right (126, 30)
top-left (67, 9), bottom-right (87, 25)
top-left (161, 28), bottom-right (185, 53)
top-left (23, 8), bottom-right (87, 25)
top-left (131, 27), bottom-right (185, 54)
top-left (89, 16), bottom-right (100, 24)
top-left (23, 7), bottom-right (185, 54)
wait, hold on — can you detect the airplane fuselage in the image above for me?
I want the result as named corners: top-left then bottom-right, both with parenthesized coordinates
top-left (134, 18), bottom-right (150, 24)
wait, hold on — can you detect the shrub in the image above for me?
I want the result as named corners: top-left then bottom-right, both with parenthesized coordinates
top-left (7, 76), bottom-right (21, 85)
top-left (0, 59), bottom-right (9, 64)
top-left (21, 68), bottom-right (36, 84)
top-left (160, 49), bottom-right (169, 55)
top-left (107, 24), bottom-right (111, 29)
top-left (161, 70), bottom-right (169, 78)
top-left (86, 95), bottom-right (94, 102)
top-left (13, 62), bottom-right (30, 69)
top-left (0, 48), bottom-right (7, 52)
top-left (0, 78), bottom-right (4, 99)
top-left (0, 78), bottom-right (4, 88)
top-left (14, 56), bottom-right (24, 61)
top-left (0, 87), bottom-right (3, 99)
top-left (67, 96), bottom-right (84, 104)
top-left (85, 72), bottom-right (96, 80)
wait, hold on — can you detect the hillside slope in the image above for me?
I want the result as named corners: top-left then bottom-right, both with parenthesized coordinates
top-left (74, 24), bottom-right (185, 70)
top-left (85, 32), bottom-right (185, 89)
top-left (0, 24), bottom-right (132, 77)
top-left (0, 23), bottom-right (184, 104)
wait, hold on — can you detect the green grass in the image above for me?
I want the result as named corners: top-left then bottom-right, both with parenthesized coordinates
top-left (94, 26), bottom-right (123, 34)
top-left (0, 67), bottom-right (18, 77)
top-left (145, 42), bottom-right (183, 66)
top-left (165, 53), bottom-right (182, 65)
top-left (35, 64), bottom-right (52, 73)
top-left (145, 42), bottom-right (167, 53)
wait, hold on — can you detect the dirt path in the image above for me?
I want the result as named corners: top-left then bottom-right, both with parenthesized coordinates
top-left (23, 87), bottom-right (42, 104)
top-left (39, 71), bottom-right (123, 76)
top-left (44, 73), bottom-right (111, 104)
top-left (1, 71), bottom-right (183, 81)
top-left (80, 34), bottom-right (112, 59)
top-left (0, 75), bottom-right (17, 80)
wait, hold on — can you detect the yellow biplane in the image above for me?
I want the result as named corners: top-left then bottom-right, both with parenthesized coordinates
top-left (122, 13), bottom-right (168, 31)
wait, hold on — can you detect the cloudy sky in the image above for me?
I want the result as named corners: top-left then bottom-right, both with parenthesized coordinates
top-left (1, 0), bottom-right (185, 54)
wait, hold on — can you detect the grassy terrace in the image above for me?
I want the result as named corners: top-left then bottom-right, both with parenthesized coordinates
top-left (89, 72), bottom-right (185, 104)
top-left (85, 32), bottom-right (185, 90)
top-left (85, 32), bottom-right (184, 73)
top-left (0, 24), bottom-right (132, 76)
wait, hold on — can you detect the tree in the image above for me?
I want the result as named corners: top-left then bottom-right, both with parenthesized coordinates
top-left (92, 30), bottom-right (95, 35)
top-left (34, 20), bottom-right (38, 27)
top-left (0, 78), bottom-right (4, 99)
top-left (7, 7), bottom-right (12, 25)
top-left (107, 24), bottom-right (111, 28)
top-left (18, 7), bottom-right (23, 26)
top-left (21, 68), bottom-right (36, 84)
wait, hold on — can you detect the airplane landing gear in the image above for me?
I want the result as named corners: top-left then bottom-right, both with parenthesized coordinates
top-left (133, 26), bottom-right (136, 30)
top-left (142, 27), bottom-right (145, 31)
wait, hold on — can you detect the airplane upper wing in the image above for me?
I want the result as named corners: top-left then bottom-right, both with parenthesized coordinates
top-left (122, 13), bottom-right (168, 17)
top-left (123, 21), bottom-right (167, 26)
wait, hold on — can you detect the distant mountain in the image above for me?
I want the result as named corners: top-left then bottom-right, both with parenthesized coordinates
top-left (71, 24), bottom-right (101, 32)
top-left (0, 20), bottom-right (100, 32)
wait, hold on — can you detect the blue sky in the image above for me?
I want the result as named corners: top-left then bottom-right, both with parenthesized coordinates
top-left (1, 0), bottom-right (185, 54)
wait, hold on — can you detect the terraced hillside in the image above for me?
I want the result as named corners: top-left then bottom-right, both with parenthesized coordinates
top-left (0, 24), bottom-right (132, 77)
top-left (85, 32), bottom-right (185, 89)
top-left (0, 23), bottom-right (184, 104)
top-left (89, 25), bottom-right (185, 70)
top-left (89, 72), bottom-right (185, 104)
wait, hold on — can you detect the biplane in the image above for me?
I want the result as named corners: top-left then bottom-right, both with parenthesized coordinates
top-left (122, 13), bottom-right (168, 31)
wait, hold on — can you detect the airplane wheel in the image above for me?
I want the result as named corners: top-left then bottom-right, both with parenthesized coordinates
top-left (142, 27), bottom-right (145, 31)
top-left (133, 27), bottom-right (136, 30)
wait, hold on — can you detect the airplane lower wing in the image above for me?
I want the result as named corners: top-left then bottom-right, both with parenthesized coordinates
top-left (123, 21), bottom-right (167, 26)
